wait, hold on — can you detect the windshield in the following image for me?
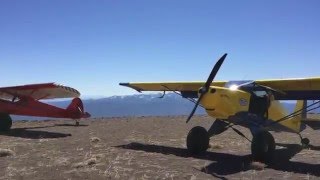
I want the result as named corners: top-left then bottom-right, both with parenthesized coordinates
top-left (224, 80), bottom-right (253, 89)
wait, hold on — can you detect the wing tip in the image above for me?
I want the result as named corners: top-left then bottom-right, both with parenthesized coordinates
top-left (119, 82), bottom-right (129, 86)
top-left (54, 83), bottom-right (81, 97)
top-left (119, 82), bottom-right (142, 92)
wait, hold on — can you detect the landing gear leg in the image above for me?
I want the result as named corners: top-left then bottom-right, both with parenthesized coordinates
top-left (186, 126), bottom-right (209, 155)
top-left (251, 130), bottom-right (275, 163)
top-left (75, 120), bottom-right (80, 126)
top-left (207, 119), bottom-right (229, 137)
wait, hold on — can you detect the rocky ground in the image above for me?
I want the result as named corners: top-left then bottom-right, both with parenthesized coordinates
top-left (0, 115), bottom-right (319, 179)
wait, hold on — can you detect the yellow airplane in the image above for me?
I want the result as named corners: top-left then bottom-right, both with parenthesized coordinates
top-left (120, 53), bottom-right (320, 163)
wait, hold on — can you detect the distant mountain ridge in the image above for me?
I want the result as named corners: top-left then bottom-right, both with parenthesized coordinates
top-left (12, 93), bottom-right (205, 120)
top-left (83, 93), bottom-right (206, 117)
top-left (12, 93), bottom-right (318, 121)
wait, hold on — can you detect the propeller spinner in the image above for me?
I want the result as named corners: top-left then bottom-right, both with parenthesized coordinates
top-left (186, 53), bottom-right (228, 123)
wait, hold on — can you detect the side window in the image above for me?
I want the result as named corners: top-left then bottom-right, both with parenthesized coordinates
top-left (249, 90), bottom-right (270, 117)
top-left (253, 91), bottom-right (267, 97)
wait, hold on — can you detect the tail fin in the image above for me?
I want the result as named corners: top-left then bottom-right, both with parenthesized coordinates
top-left (290, 100), bottom-right (306, 132)
top-left (294, 100), bottom-right (307, 120)
top-left (66, 98), bottom-right (90, 118)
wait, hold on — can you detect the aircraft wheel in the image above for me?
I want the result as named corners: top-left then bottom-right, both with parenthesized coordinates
top-left (75, 121), bottom-right (80, 126)
top-left (251, 130), bottom-right (275, 163)
top-left (187, 126), bottom-right (209, 155)
top-left (0, 113), bottom-right (12, 132)
top-left (301, 138), bottom-right (310, 147)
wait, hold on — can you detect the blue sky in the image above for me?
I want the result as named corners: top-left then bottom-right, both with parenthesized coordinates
top-left (1, 0), bottom-right (319, 97)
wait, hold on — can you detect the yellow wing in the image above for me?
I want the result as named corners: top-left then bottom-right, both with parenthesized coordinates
top-left (256, 77), bottom-right (320, 91)
top-left (120, 77), bottom-right (320, 100)
top-left (119, 81), bottom-right (226, 92)
top-left (256, 77), bottom-right (320, 100)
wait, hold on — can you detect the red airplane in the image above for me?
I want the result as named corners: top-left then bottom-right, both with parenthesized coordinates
top-left (0, 83), bottom-right (90, 132)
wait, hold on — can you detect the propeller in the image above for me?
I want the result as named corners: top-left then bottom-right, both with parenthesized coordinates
top-left (186, 53), bottom-right (227, 123)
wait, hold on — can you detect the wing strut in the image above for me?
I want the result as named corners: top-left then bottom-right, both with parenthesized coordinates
top-left (158, 91), bottom-right (166, 98)
top-left (161, 85), bottom-right (204, 108)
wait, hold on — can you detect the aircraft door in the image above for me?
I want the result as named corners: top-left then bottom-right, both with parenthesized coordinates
top-left (248, 90), bottom-right (272, 119)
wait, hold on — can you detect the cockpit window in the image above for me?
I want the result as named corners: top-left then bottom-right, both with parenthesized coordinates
top-left (252, 90), bottom-right (267, 97)
top-left (226, 81), bottom-right (270, 96)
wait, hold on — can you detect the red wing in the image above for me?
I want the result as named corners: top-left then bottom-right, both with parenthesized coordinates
top-left (0, 83), bottom-right (80, 100)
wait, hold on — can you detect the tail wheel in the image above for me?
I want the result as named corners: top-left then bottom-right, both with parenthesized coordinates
top-left (251, 130), bottom-right (275, 163)
top-left (187, 126), bottom-right (209, 155)
top-left (0, 113), bottom-right (12, 132)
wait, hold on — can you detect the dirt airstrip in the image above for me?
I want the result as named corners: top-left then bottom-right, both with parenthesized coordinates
top-left (0, 115), bottom-right (319, 179)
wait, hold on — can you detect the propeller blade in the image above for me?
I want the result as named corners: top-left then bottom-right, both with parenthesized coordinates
top-left (186, 93), bottom-right (205, 123)
top-left (204, 53), bottom-right (227, 91)
top-left (186, 53), bottom-right (228, 124)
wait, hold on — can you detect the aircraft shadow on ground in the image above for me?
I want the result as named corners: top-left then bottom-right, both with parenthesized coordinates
top-left (0, 123), bottom-right (89, 139)
top-left (0, 126), bottom-right (72, 139)
top-left (116, 142), bottom-right (320, 177)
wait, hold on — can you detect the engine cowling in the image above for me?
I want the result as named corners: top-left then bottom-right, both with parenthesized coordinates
top-left (199, 86), bottom-right (251, 119)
